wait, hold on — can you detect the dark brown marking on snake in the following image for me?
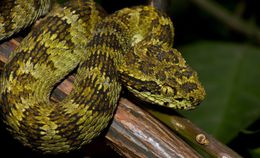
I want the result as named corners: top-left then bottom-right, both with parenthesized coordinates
top-left (181, 82), bottom-right (198, 93)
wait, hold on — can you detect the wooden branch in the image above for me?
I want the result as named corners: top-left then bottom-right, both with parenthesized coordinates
top-left (107, 99), bottom-right (201, 158)
top-left (149, 110), bottom-right (243, 158)
top-left (0, 38), bottom-right (201, 157)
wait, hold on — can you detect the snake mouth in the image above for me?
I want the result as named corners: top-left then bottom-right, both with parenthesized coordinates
top-left (127, 87), bottom-right (196, 110)
top-left (164, 100), bottom-right (195, 110)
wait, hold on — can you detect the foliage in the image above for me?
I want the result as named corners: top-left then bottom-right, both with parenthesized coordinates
top-left (180, 41), bottom-right (260, 143)
top-left (180, 42), bottom-right (260, 156)
top-left (168, 0), bottom-right (260, 157)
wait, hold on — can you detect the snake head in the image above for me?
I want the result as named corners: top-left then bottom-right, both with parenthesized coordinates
top-left (119, 45), bottom-right (206, 110)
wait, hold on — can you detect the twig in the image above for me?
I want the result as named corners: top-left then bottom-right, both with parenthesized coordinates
top-left (188, 0), bottom-right (260, 44)
top-left (148, 0), bottom-right (168, 11)
top-left (148, 110), bottom-right (243, 158)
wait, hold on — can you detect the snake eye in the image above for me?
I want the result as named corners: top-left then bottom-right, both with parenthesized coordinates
top-left (161, 84), bottom-right (175, 96)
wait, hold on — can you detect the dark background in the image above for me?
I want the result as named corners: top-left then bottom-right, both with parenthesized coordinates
top-left (1, 0), bottom-right (260, 157)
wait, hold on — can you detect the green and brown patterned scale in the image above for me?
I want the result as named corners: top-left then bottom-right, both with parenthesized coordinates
top-left (0, 0), bottom-right (51, 40)
top-left (0, 0), bottom-right (205, 154)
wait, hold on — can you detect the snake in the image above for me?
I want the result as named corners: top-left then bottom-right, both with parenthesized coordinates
top-left (0, 0), bottom-right (206, 154)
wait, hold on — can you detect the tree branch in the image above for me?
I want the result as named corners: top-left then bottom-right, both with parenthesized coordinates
top-left (148, 109), bottom-right (243, 158)
top-left (107, 99), bottom-right (201, 158)
top-left (188, 0), bottom-right (260, 44)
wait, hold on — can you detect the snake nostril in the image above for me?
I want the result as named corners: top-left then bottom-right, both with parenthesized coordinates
top-left (189, 97), bottom-right (194, 102)
top-left (176, 98), bottom-right (183, 102)
top-left (163, 102), bottom-right (169, 106)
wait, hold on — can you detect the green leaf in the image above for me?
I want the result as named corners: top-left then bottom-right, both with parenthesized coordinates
top-left (179, 41), bottom-right (260, 143)
top-left (250, 147), bottom-right (260, 158)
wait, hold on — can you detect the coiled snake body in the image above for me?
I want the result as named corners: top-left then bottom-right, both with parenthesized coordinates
top-left (0, 0), bottom-right (205, 154)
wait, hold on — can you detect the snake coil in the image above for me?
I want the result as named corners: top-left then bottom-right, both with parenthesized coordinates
top-left (0, 0), bottom-right (205, 154)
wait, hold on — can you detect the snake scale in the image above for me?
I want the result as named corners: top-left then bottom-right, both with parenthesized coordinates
top-left (0, 0), bottom-right (205, 154)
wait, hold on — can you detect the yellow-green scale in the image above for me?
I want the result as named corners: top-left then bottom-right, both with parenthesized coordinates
top-left (0, 0), bottom-right (51, 40)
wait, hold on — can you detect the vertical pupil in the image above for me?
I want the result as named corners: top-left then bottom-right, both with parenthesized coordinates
top-left (165, 88), bottom-right (168, 94)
